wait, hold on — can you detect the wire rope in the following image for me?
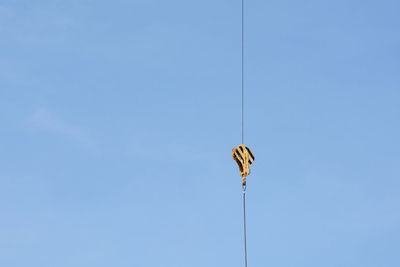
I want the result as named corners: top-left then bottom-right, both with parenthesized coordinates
top-left (241, 1), bottom-right (248, 267)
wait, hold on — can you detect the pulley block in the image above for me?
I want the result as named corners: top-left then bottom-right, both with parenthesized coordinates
top-left (232, 144), bottom-right (255, 188)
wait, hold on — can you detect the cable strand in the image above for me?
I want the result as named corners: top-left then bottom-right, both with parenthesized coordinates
top-left (241, 0), bottom-right (244, 144)
top-left (241, 0), bottom-right (247, 266)
top-left (243, 190), bottom-right (248, 267)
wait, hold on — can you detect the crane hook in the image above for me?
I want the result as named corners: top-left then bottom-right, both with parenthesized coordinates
top-left (232, 144), bottom-right (255, 190)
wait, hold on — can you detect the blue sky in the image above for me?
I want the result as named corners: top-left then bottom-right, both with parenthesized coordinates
top-left (1, 0), bottom-right (400, 266)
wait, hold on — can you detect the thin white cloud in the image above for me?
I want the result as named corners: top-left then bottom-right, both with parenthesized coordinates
top-left (27, 108), bottom-right (92, 146)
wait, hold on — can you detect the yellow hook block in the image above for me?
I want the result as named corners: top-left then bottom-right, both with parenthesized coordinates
top-left (232, 144), bottom-right (255, 188)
